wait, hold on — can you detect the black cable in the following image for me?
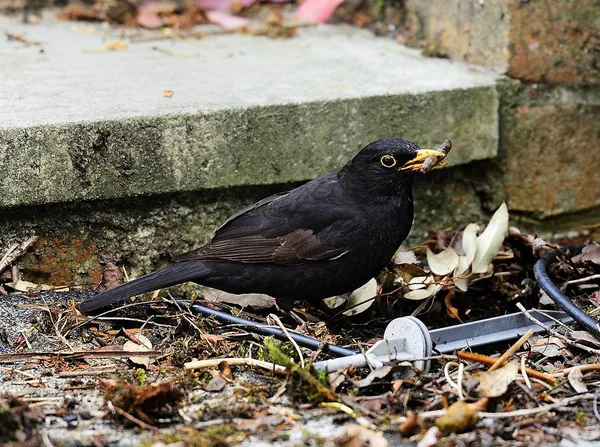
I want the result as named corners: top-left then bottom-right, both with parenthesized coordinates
top-left (190, 303), bottom-right (358, 357)
top-left (533, 244), bottom-right (600, 336)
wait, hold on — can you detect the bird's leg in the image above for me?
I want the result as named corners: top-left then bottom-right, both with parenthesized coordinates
top-left (274, 298), bottom-right (306, 326)
top-left (287, 310), bottom-right (306, 326)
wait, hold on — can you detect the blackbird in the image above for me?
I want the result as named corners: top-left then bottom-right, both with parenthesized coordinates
top-left (79, 137), bottom-right (445, 314)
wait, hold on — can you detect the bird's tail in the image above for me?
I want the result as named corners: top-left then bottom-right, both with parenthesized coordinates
top-left (79, 262), bottom-right (208, 313)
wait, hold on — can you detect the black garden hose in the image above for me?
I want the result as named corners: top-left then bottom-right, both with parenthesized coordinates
top-left (534, 244), bottom-right (600, 336)
top-left (190, 303), bottom-right (358, 357)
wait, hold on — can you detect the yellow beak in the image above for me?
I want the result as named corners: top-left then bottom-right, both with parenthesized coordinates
top-left (399, 149), bottom-right (447, 171)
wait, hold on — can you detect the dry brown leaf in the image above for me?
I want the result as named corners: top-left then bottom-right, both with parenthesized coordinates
top-left (472, 361), bottom-right (518, 397)
top-left (218, 360), bottom-right (234, 381)
top-left (334, 424), bottom-right (388, 447)
top-left (205, 374), bottom-right (228, 392)
top-left (581, 245), bottom-right (600, 265)
top-left (532, 336), bottom-right (572, 358)
top-left (444, 290), bottom-right (462, 322)
top-left (123, 334), bottom-right (153, 368)
top-left (97, 263), bottom-right (124, 293)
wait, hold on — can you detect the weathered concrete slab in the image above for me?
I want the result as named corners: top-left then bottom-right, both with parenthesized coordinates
top-left (0, 17), bottom-right (499, 208)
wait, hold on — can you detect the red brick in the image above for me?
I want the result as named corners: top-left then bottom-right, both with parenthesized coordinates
top-left (505, 105), bottom-right (600, 214)
top-left (403, 0), bottom-right (600, 85)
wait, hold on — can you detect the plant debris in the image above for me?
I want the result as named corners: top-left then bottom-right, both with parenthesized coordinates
top-left (0, 219), bottom-right (598, 445)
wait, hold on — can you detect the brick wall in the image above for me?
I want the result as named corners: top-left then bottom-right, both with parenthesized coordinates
top-left (399, 0), bottom-right (600, 222)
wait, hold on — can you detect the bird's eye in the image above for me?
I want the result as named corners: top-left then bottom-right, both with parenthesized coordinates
top-left (380, 155), bottom-right (397, 168)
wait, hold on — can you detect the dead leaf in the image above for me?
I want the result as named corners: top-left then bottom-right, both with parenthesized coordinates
top-left (461, 223), bottom-right (479, 265)
top-left (201, 333), bottom-right (225, 344)
top-left (352, 365), bottom-right (394, 387)
top-left (417, 426), bottom-right (440, 447)
top-left (393, 250), bottom-right (419, 265)
top-left (97, 263), bottom-right (124, 293)
top-left (205, 374), bottom-right (228, 392)
top-left (581, 245), bottom-right (600, 265)
top-left (6, 280), bottom-right (53, 292)
top-left (571, 331), bottom-right (600, 348)
top-left (123, 334), bottom-right (153, 368)
top-left (568, 367), bottom-right (588, 393)
top-left (427, 247), bottom-right (459, 276)
top-left (393, 264), bottom-right (427, 285)
top-left (453, 223), bottom-right (480, 292)
top-left (472, 361), bottom-right (518, 397)
top-left (471, 202), bottom-right (509, 274)
top-left (444, 290), bottom-right (462, 322)
top-left (333, 424), bottom-right (388, 447)
top-left (163, 90), bottom-right (174, 98)
top-left (436, 400), bottom-right (478, 433)
top-left (343, 278), bottom-right (377, 316)
top-left (532, 336), bottom-right (572, 358)
top-left (403, 285), bottom-right (436, 301)
top-left (218, 360), bottom-right (234, 381)
top-left (203, 288), bottom-right (275, 309)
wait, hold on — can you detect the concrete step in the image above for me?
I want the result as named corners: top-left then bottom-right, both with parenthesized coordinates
top-left (0, 16), bottom-right (502, 285)
top-left (0, 17), bottom-right (499, 208)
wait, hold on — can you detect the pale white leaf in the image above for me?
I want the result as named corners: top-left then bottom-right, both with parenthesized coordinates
top-left (454, 277), bottom-right (469, 292)
top-left (343, 278), bottom-right (378, 316)
top-left (6, 280), bottom-right (54, 292)
top-left (568, 367), bottom-right (588, 393)
top-left (455, 224), bottom-right (479, 277)
top-left (454, 256), bottom-right (470, 279)
top-left (409, 275), bottom-right (433, 285)
top-left (323, 295), bottom-right (347, 309)
top-left (471, 202), bottom-right (509, 274)
top-left (408, 283), bottom-right (427, 290)
top-left (393, 250), bottom-right (419, 265)
top-left (124, 334), bottom-right (153, 368)
top-left (404, 284), bottom-right (436, 301)
top-left (427, 247), bottom-right (459, 276)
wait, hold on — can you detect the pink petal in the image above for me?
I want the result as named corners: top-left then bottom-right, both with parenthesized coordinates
top-left (206, 10), bottom-right (250, 30)
top-left (295, 0), bottom-right (345, 23)
top-left (137, 11), bottom-right (163, 29)
top-left (197, 0), bottom-right (257, 10)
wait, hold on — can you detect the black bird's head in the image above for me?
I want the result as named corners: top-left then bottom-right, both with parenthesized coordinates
top-left (339, 137), bottom-right (444, 198)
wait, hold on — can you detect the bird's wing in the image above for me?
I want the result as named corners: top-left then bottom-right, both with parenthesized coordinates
top-left (176, 176), bottom-right (354, 265)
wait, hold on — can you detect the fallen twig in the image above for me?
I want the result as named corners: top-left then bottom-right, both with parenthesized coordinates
top-left (416, 393), bottom-right (595, 420)
top-left (0, 235), bottom-right (38, 276)
top-left (184, 357), bottom-right (287, 374)
top-left (517, 303), bottom-right (600, 355)
top-left (456, 351), bottom-right (556, 383)
top-left (488, 329), bottom-right (533, 372)
top-left (0, 350), bottom-right (162, 363)
top-left (108, 401), bottom-right (161, 434)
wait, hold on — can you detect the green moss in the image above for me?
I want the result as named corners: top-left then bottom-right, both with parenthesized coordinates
top-left (136, 368), bottom-right (148, 385)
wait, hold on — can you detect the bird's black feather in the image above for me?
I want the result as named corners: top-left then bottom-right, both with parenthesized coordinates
top-left (80, 137), bottom-right (428, 314)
